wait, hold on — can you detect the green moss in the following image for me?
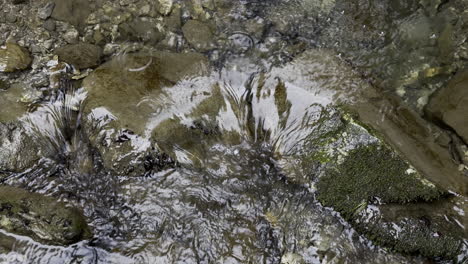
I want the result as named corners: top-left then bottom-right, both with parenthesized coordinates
top-left (317, 143), bottom-right (443, 219)
top-left (314, 143), bottom-right (465, 259)
top-left (359, 218), bottom-right (462, 259)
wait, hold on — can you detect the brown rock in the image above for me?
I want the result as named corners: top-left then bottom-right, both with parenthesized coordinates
top-left (426, 70), bottom-right (468, 144)
top-left (54, 43), bottom-right (102, 69)
top-left (0, 43), bottom-right (32, 73)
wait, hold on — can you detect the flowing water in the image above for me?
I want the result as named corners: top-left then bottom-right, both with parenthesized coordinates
top-left (0, 0), bottom-right (467, 263)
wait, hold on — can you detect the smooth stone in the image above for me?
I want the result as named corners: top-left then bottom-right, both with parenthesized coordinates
top-left (0, 186), bottom-right (91, 245)
top-left (426, 70), bottom-right (468, 144)
top-left (54, 43), bottom-right (102, 69)
top-left (0, 43), bottom-right (32, 73)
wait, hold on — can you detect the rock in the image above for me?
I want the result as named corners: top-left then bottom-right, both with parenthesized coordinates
top-left (0, 83), bottom-right (29, 123)
top-left (82, 51), bottom-right (209, 135)
top-left (182, 20), bottom-right (214, 52)
top-left (6, 13), bottom-right (16, 23)
top-left (0, 122), bottom-right (40, 174)
top-left (43, 19), bottom-right (56, 32)
top-left (80, 51), bottom-right (209, 174)
top-left (54, 43), bottom-right (102, 69)
top-left (0, 43), bottom-right (32, 73)
top-left (118, 18), bottom-right (165, 45)
top-left (426, 70), bottom-right (468, 144)
top-left (63, 28), bottom-right (79, 44)
top-left (157, 0), bottom-right (173, 16)
top-left (38, 2), bottom-right (55, 20)
top-left (262, 48), bottom-right (467, 259)
top-left (51, 0), bottom-right (93, 30)
top-left (0, 186), bottom-right (91, 245)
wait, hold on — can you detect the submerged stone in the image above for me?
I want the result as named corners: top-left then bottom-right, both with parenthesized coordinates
top-left (0, 43), bottom-right (32, 73)
top-left (81, 52), bottom-right (209, 175)
top-left (0, 186), bottom-right (91, 245)
top-left (82, 52), bottom-right (209, 135)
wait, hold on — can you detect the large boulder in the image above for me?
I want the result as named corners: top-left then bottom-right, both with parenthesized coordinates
top-left (426, 70), bottom-right (468, 144)
top-left (0, 186), bottom-right (91, 245)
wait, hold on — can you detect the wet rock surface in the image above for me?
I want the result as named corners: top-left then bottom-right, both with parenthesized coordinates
top-left (0, 0), bottom-right (467, 263)
top-left (0, 122), bottom-right (40, 174)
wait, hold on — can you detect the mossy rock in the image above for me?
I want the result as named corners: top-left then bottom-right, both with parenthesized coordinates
top-left (316, 142), bottom-right (464, 259)
top-left (317, 144), bottom-right (443, 219)
top-left (0, 186), bottom-right (91, 245)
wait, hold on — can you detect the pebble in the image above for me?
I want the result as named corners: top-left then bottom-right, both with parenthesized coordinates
top-left (158, 0), bottom-right (173, 16)
top-left (38, 2), bottom-right (55, 20)
top-left (64, 28), bottom-right (79, 44)
top-left (6, 13), bottom-right (17, 23)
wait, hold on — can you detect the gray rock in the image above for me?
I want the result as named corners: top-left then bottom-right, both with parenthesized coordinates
top-left (5, 13), bottom-right (16, 23)
top-left (54, 43), bottom-right (102, 69)
top-left (38, 2), bottom-right (55, 20)
top-left (0, 43), bottom-right (32, 72)
top-left (0, 186), bottom-right (91, 245)
top-left (0, 122), bottom-right (40, 173)
top-left (43, 19), bottom-right (56, 31)
top-left (426, 70), bottom-right (468, 144)
top-left (182, 20), bottom-right (215, 52)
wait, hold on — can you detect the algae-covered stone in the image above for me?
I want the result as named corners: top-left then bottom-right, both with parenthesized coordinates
top-left (317, 144), bottom-right (444, 219)
top-left (54, 43), bottom-right (102, 69)
top-left (0, 43), bottom-right (32, 73)
top-left (0, 186), bottom-right (90, 245)
top-left (182, 20), bottom-right (215, 52)
top-left (426, 70), bottom-right (468, 143)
